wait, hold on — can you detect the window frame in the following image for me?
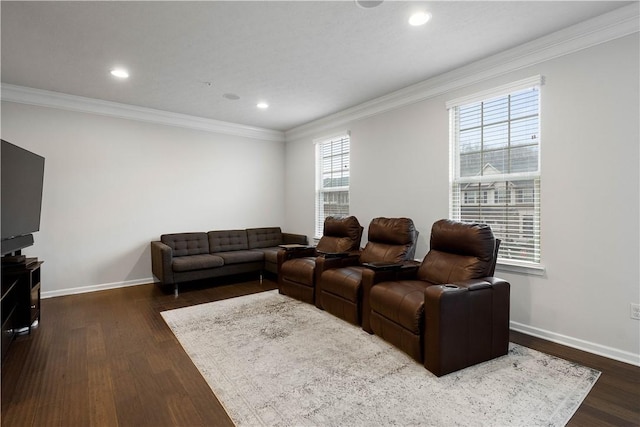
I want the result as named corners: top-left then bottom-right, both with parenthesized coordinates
top-left (314, 132), bottom-right (350, 239)
top-left (447, 76), bottom-right (544, 273)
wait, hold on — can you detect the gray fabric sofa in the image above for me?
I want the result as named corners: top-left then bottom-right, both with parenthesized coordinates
top-left (151, 227), bottom-right (307, 295)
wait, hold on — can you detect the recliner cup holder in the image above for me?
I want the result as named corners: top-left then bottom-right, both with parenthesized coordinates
top-left (443, 284), bottom-right (459, 290)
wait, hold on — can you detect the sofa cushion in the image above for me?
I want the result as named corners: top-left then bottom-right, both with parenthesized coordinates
top-left (208, 230), bottom-right (249, 252)
top-left (247, 227), bottom-right (282, 249)
top-left (161, 233), bottom-right (209, 257)
top-left (251, 247), bottom-right (280, 264)
top-left (172, 254), bottom-right (224, 272)
top-left (215, 250), bottom-right (264, 265)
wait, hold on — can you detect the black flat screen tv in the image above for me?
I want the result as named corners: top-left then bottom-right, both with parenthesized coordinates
top-left (1, 140), bottom-right (45, 257)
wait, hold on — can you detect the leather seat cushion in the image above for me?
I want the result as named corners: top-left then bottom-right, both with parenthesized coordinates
top-left (280, 257), bottom-right (316, 285)
top-left (321, 266), bottom-right (365, 302)
top-left (370, 280), bottom-right (433, 334)
top-left (215, 250), bottom-right (264, 264)
top-left (172, 254), bottom-right (224, 272)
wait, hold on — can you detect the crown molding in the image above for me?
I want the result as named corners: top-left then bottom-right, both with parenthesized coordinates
top-left (285, 3), bottom-right (639, 141)
top-left (1, 84), bottom-right (285, 142)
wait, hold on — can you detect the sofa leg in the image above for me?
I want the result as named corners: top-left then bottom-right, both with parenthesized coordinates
top-left (260, 272), bottom-right (263, 284)
top-left (174, 283), bottom-right (179, 298)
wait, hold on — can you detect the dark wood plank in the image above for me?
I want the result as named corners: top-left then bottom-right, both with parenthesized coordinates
top-left (2, 276), bottom-right (638, 426)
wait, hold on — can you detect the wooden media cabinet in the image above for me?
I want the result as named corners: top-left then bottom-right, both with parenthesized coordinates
top-left (1, 258), bottom-right (42, 361)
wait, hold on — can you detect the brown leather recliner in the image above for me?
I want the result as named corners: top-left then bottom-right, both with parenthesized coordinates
top-left (316, 217), bottom-right (418, 325)
top-left (361, 219), bottom-right (509, 376)
top-left (277, 216), bottom-right (363, 304)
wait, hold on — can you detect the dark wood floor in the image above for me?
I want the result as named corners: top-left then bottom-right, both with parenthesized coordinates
top-left (2, 276), bottom-right (639, 426)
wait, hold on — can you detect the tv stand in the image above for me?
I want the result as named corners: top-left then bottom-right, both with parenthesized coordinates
top-left (2, 250), bottom-right (27, 266)
top-left (2, 255), bottom-right (26, 266)
top-left (1, 258), bottom-right (42, 361)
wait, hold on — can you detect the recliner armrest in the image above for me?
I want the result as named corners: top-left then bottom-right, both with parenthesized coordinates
top-left (423, 277), bottom-right (510, 376)
top-left (315, 252), bottom-right (360, 270)
top-left (483, 276), bottom-right (510, 287)
top-left (278, 246), bottom-right (316, 260)
top-left (446, 279), bottom-right (491, 291)
top-left (446, 276), bottom-right (510, 291)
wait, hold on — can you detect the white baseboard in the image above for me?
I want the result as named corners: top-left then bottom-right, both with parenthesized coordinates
top-left (511, 321), bottom-right (640, 367)
top-left (41, 277), bottom-right (154, 299)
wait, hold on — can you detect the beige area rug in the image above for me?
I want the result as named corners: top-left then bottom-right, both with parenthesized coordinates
top-left (161, 290), bottom-right (600, 426)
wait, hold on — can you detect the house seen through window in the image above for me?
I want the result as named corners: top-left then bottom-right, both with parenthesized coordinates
top-left (448, 76), bottom-right (542, 265)
top-left (315, 134), bottom-right (350, 238)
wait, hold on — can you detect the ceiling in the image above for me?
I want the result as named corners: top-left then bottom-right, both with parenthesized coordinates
top-left (0, 1), bottom-right (631, 132)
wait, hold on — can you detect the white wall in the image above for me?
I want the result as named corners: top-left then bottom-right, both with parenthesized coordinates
top-left (1, 102), bottom-right (286, 296)
top-left (284, 34), bottom-right (640, 364)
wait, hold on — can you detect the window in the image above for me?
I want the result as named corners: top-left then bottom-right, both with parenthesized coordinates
top-left (448, 76), bottom-right (541, 265)
top-left (315, 133), bottom-right (350, 238)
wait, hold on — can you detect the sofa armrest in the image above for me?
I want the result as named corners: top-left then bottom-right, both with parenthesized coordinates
top-left (361, 262), bottom-right (420, 333)
top-left (151, 241), bottom-right (174, 285)
top-left (424, 277), bottom-right (510, 376)
top-left (282, 232), bottom-right (309, 245)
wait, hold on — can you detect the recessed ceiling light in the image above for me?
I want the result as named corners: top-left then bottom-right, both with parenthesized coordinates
top-left (355, 0), bottom-right (384, 9)
top-left (409, 11), bottom-right (431, 26)
top-left (257, 102), bottom-right (269, 109)
top-left (110, 68), bottom-right (129, 79)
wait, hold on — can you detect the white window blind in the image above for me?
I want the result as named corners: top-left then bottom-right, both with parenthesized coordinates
top-left (315, 134), bottom-right (350, 238)
top-left (448, 77), bottom-right (542, 265)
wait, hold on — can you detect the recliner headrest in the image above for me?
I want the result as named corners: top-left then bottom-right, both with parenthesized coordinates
top-left (316, 216), bottom-right (363, 253)
top-left (430, 219), bottom-right (495, 261)
top-left (323, 216), bottom-right (362, 240)
top-left (417, 219), bottom-right (497, 284)
top-left (368, 217), bottom-right (416, 245)
top-left (359, 217), bottom-right (418, 263)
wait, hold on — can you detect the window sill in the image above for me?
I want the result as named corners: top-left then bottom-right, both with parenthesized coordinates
top-left (496, 260), bottom-right (546, 276)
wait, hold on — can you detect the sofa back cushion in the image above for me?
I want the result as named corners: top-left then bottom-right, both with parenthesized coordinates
top-left (316, 216), bottom-right (363, 253)
top-left (208, 230), bottom-right (249, 252)
top-left (247, 227), bottom-right (282, 249)
top-left (161, 232), bottom-right (209, 257)
top-left (417, 219), bottom-right (496, 284)
top-left (360, 217), bottom-right (418, 264)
